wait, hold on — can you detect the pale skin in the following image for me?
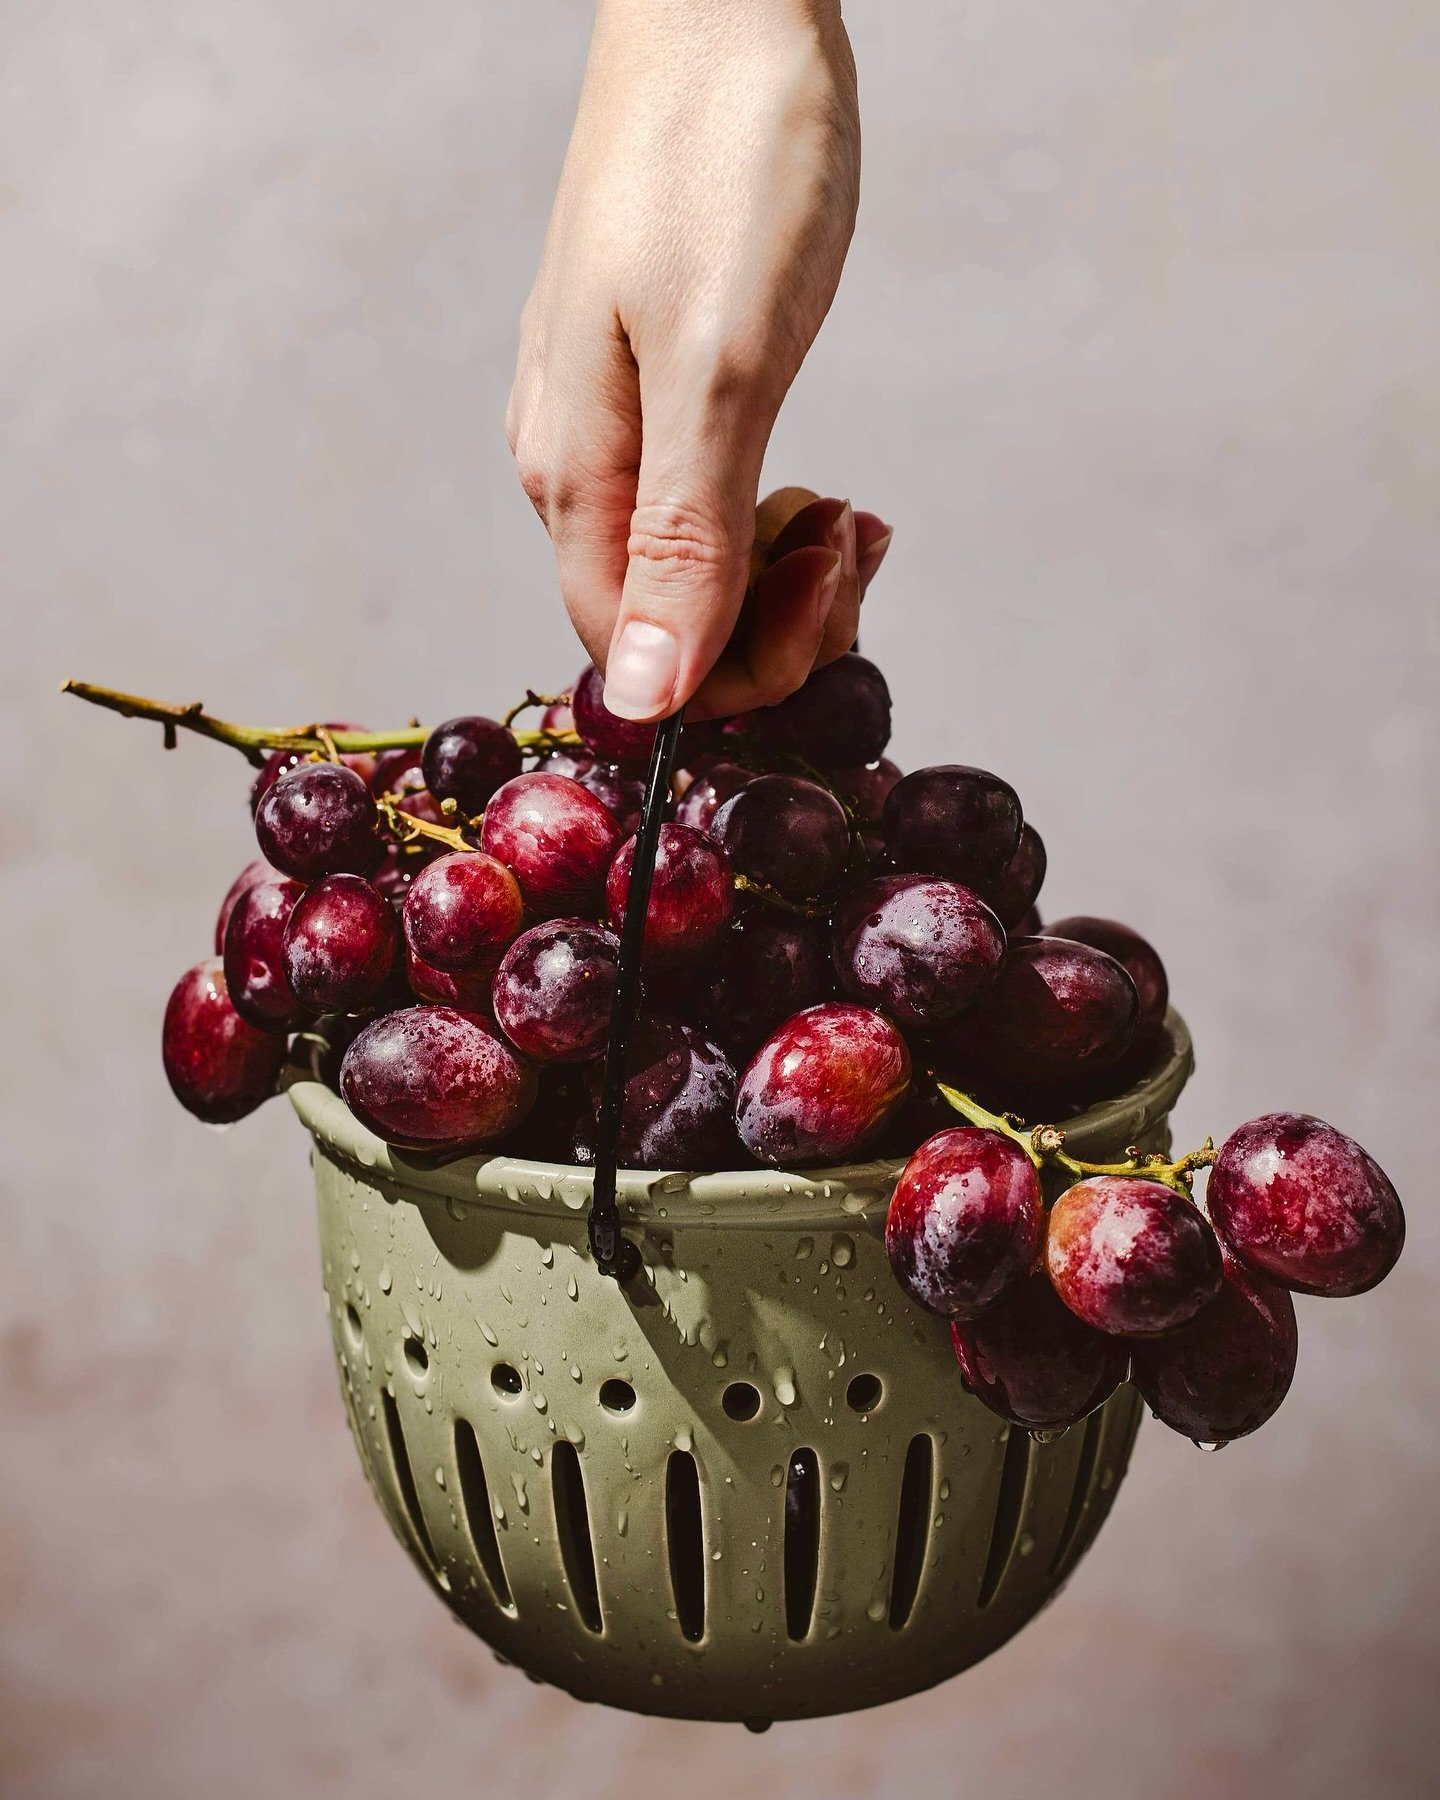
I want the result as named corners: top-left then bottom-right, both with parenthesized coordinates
top-left (508, 0), bottom-right (889, 724)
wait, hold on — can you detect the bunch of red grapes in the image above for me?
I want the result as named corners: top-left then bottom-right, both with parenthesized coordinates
top-left (156, 647), bottom-right (1404, 1454)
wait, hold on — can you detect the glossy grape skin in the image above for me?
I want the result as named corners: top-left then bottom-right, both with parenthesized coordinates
top-left (575, 761), bottom-right (646, 836)
top-left (368, 745), bottom-right (423, 795)
top-left (1044, 914), bottom-right (1168, 1036)
top-left (979, 824), bottom-right (1047, 930)
top-left (873, 1070), bottom-right (964, 1160)
top-left (943, 935), bottom-right (1139, 1087)
top-left (1207, 1112), bottom-right (1405, 1297)
top-left (832, 874), bottom-right (1005, 1028)
top-left (886, 1128), bottom-right (1044, 1319)
top-left (950, 1271), bottom-right (1129, 1433)
top-left (1131, 1247), bottom-right (1298, 1443)
top-left (214, 859), bottom-right (273, 953)
top-left (491, 920), bottom-right (620, 1064)
top-left (162, 960), bottom-right (287, 1124)
top-left (540, 698), bottom-right (574, 734)
top-left (830, 757), bottom-right (902, 826)
top-left (479, 772), bottom-right (622, 918)
top-left (401, 851), bottom-right (524, 974)
top-left (372, 838), bottom-right (444, 906)
top-left (222, 873), bottom-right (307, 1031)
top-left (700, 907), bottom-right (832, 1061)
top-left (281, 874), bottom-right (399, 1013)
top-left (606, 824), bottom-right (733, 967)
top-left (673, 760), bottom-right (755, 833)
top-left (254, 761), bottom-right (384, 881)
top-left (882, 765), bottom-right (1023, 888)
top-left (711, 774), bottom-right (851, 903)
top-left (250, 723), bottom-right (375, 812)
top-left (404, 945), bottom-right (494, 1012)
top-left (750, 653), bottom-right (892, 768)
top-left (1046, 1176), bottom-right (1223, 1336)
top-left (340, 1006), bottom-right (537, 1151)
top-left (571, 663), bottom-right (663, 767)
top-left (420, 715), bottom-right (522, 815)
top-left (736, 1002), bottom-right (911, 1167)
top-left (585, 1016), bottom-right (739, 1168)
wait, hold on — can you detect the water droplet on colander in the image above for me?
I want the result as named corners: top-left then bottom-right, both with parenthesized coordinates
top-left (830, 1233), bottom-right (855, 1267)
top-left (795, 1237), bottom-right (814, 1260)
top-left (531, 1392), bottom-right (547, 1414)
top-left (829, 1463), bottom-right (849, 1492)
top-left (349, 1247), bottom-right (361, 1270)
top-left (612, 1343), bottom-right (628, 1362)
top-left (617, 1509), bottom-right (629, 1537)
top-left (446, 1197), bottom-right (468, 1222)
top-left (530, 1446), bottom-right (543, 1464)
top-left (500, 1283), bottom-right (513, 1305)
top-left (1029, 1426), bottom-right (1068, 1445)
top-left (540, 1245), bottom-right (554, 1267)
top-left (772, 1368), bottom-right (797, 1408)
top-left (510, 1473), bottom-right (528, 1513)
top-left (1192, 1438), bottom-right (1228, 1453)
top-left (567, 1276), bottom-right (579, 1301)
top-left (675, 1426), bottom-right (693, 1452)
top-left (770, 1464), bottom-right (785, 1488)
top-left (434, 1467), bottom-right (446, 1489)
top-left (494, 1501), bottom-right (506, 1524)
top-left (1018, 1533), bottom-right (1035, 1556)
top-left (866, 1597), bottom-right (886, 1622)
top-left (710, 1346), bottom-right (729, 1369)
top-left (568, 1425), bottom-right (586, 1451)
top-left (938, 1478), bottom-right (951, 1500)
top-left (378, 1265), bottom-right (392, 1294)
top-left (478, 1320), bottom-right (498, 1347)
top-left (569, 1363), bottom-right (582, 1382)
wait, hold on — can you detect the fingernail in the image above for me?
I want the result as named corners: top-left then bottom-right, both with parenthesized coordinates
top-left (828, 501), bottom-right (857, 582)
top-left (603, 619), bottom-right (680, 720)
top-left (857, 525), bottom-right (893, 593)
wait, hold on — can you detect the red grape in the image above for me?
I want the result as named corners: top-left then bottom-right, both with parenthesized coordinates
top-left (1130, 1246), bottom-right (1298, 1443)
top-left (421, 715), bottom-right (522, 815)
top-left (404, 945), bottom-right (494, 1012)
top-left (222, 872), bottom-right (307, 1031)
top-left (830, 757), bottom-right (902, 826)
top-left (605, 824), bottom-right (733, 968)
top-left (540, 698), bottom-right (574, 733)
top-left (340, 1006), bottom-right (537, 1151)
top-left (950, 1271), bottom-right (1129, 1433)
top-left (711, 774), bottom-right (850, 903)
top-left (574, 761), bottom-right (646, 836)
top-left (832, 874), bottom-right (1005, 1027)
top-left (882, 765), bottom-right (1023, 888)
top-left (401, 851), bottom-right (524, 974)
top-left (372, 838), bottom-right (444, 906)
top-left (571, 663), bottom-right (664, 767)
top-left (886, 1128), bottom-right (1044, 1319)
top-left (250, 723), bottom-right (375, 812)
top-left (162, 960), bottom-right (287, 1124)
top-left (254, 761), bottom-right (384, 881)
top-left (700, 906), bottom-right (832, 1060)
top-left (1044, 914), bottom-right (1168, 1036)
top-left (1046, 1176), bottom-right (1223, 1336)
top-left (492, 920), bottom-right (620, 1063)
top-left (368, 745), bottom-right (423, 796)
top-left (1207, 1113), bottom-right (1404, 1297)
top-left (979, 823), bottom-right (1047, 930)
top-left (480, 772), bottom-right (622, 917)
top-left (214, 859), bottom-right (273, 953)
top-left (673, 760), bottom-right (755, 833)
top-left (585, 1016), bottom-right (739, 1168)
top-left (736, 1002), bottom-right (911, 1166)
top-left (750, 652), bottom-right (892, 768)
top-left (282, 873), bottom-right (400, 1013)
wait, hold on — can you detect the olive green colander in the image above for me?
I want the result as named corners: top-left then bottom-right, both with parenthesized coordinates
top-left (291, 1011), bottom-right (1192, 1725)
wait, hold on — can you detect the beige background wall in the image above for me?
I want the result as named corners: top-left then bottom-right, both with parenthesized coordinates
top-left (4, 3), bottom-right (1438, 1795)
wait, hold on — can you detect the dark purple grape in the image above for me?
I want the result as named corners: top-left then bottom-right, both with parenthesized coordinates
top-left (830, 757), bottom-right (902, 826)
top-left (711, 774), bottom-right (850, 903)
top-left (1043, 914), bottom-right (1168, 1036)
top-left (281, 874), bottom-right (399, 1012)
top-left (979, 823), bottom-right (1047, 930)
top-left (832, 875), bottom-right (1005, 1028)
top-left (700, 907), bottom-right (832, 1060)
top-left (1046, 1176), bottom-right (1223, 1336)
top-left (492, 920), bottom-right (620, 1063)
top-left (1014, 905), bottom-right (1042, 936)
top-left (385, 762), bottom-right (450, 832)
top-left (222, 873), bottom-right (307, 1031)
top-left (736, 1002), bottom-right (911, 1166)
top-left (1131, 1247), bottom-right (1298, 1443)
top-left (250, 723), bottom-right (375, 813)
top-left (541, 698), bottom-right (574, 733)
top-left (368, 745), bottom-right (424, 795)
top-left (401, 851), bottom-right (524, 974)
top-left (673, 760), bottom-right (756, 833)
top-left (571, 663), bottom-right (666, 768)
top-left (162, 960), bottom-right (287, 1123)
top-left (480, 772), bottom-right (622, 918)
top-left (873, 1070), bottom-right (964, 1159)
top-left (372, 838), bottom-right (444, 906)
top-left (575, 761), bottom-right (646, 836)
top-left (1207, 1113), bottom-right (1404, 1297)
top-left (605, 824), bottom-right (733, 968)
top-left (942, 935), bottom-right (1139, 1087)
top-left (950, 1271), bottom-right (1129, 1433)
top-left (421, 715), bottom-right (522, 814)
top-left (750, 653), bottom-right (891, 769)
top-left (882, 765), bottom-right (1022, 888)
top-left (214, 859), bottom-right (273, 953)
top-left (886, 1128), bottom-right (1044, 1319)
top-left (404, 944), bottom-right (494, 1012)
top-left (584, 1017), bottom-right (738, 1168)
top-left (254, 761), bottom-right (383, 881)
top-left (340, 1006), bottom-right (537, 1150)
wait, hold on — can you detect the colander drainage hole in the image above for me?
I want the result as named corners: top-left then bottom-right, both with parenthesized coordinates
top-left (666, 1451), bottom-right (706, 1642)
top-left (454, 1418), bottom-right (514, 1612)
top-left (888, 1433), bottom-right (934, 1630)
top-left (721, 1382), bottom-right (761, 1422)
top-left (343, 1303), bottom-right (362, 1348)
top-left (784, 1448), bottom-right (820, 1641)
top-left (551, 1440), bottom-right (603, 1634)
top-left (599, 1378), bottom-right (636, 1414)
top-left (491, 1363), bottom-right (523, 1398)
top-left (403, 1336), bottom-right (429, 1378)
top-left (381, 1389), bottom-right (439, 1571)
top-left (845, 1373), bottom-right (882, 1414)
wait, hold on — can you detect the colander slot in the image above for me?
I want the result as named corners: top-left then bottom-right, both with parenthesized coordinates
top-left (1048, 1408), bottom-right (1105, 1577)
top-left (784, 1448), bottom-right (820, 1641)
top-left (381, 1389), bottom-right (439, 1570)
top-left (665, 1451), bottom-right (706, 1642)
top-left (453, 1418), bottom-right (515, 1612)
top-left (977, 1425), bottom-right (1032, 1609)
top-left (888, 1433), bottom-right (934, 1629)
top-left (551, 1440), bottom-right (603, 1634)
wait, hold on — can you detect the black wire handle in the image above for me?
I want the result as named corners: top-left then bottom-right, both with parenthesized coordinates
top-left (588, 708), bottom-right (686, 1281)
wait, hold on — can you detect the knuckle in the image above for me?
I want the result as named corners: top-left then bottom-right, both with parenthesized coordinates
top-left (627, 501), bottom-right (742, 578)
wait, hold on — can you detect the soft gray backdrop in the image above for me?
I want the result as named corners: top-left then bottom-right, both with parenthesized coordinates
top-left (4, 3), bottom-right (1437, 1796)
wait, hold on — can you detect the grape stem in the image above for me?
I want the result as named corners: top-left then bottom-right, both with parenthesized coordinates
top-left (932, 1079), bottom-right (1216, 1197)
top-left (60, 679), bottom-right (579, 763)
top-left (374, 795), bottom-right (475, 857)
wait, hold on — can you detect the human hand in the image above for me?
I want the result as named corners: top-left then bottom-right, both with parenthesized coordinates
top-left (508, 0), bottom-right (878, 723)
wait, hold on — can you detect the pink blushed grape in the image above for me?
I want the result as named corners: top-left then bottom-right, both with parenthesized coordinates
top-left (736, 1002), bottom-right (910, 1167)
top-left (1046, 1176), bottom-right (1223, 1337)
top-left (340, 1006), bottom-right (537, 1151)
